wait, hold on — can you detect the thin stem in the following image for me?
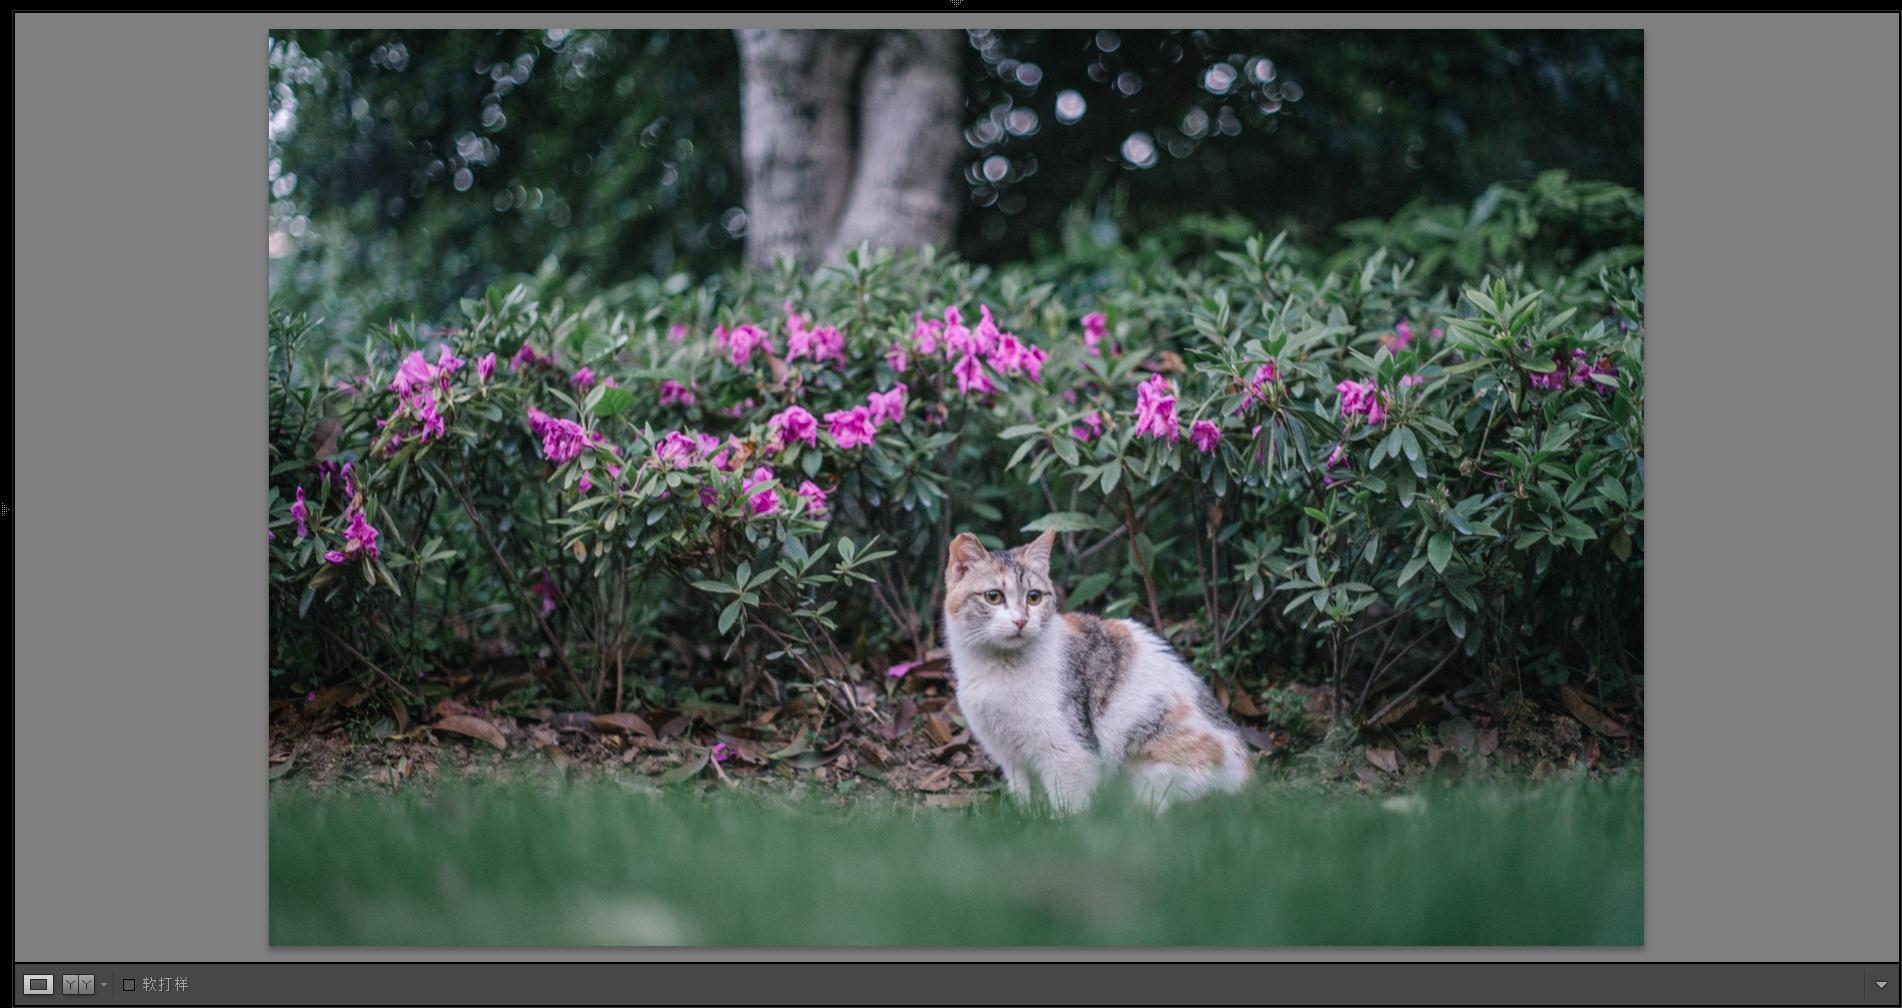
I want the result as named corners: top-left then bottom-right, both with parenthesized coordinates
top-left (433, 462), bottom-right (591, 709)
top-left (316, 624), bottom-right (419, 704)
top-left (1365, 648), bottom-right (1458, 727)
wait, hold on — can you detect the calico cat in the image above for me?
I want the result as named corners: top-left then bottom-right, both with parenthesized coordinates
top-left (943, 529), bottom-right (1250, 812)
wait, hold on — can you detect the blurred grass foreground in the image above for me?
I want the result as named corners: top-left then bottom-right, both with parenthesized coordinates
top-left (271, 775), bottom-right (1641, 947)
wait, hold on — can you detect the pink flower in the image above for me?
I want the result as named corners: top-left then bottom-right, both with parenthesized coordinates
top-left (1235, 361), bottom-right (1280, 415)
top-left (1335, 379), bottom-right (1388, 427)
top-left (1430, 326), bottom-right (1445, 342)
top-left (1071, 410), bottom-right (1109, 443)
top-left (986, 333), bottom-right (1047, 383)
top-left (1190, 419), bottom-right (1221, 454)
top-left (825, 406), bottom-right (878, 449)
top-left (1082, 312), bottom-right (1108, 355)
top-left (710, 741), bottom-right (732, 763)
top-left (668, 323), bottom-right (690, 344)
top-left (1133, 374), bottom-right (1179, 442)
top-left (1399, 374), bottom-right (1425, 390)
top-left (476, 352), bottom-right (496, 383)
top-left (887, 660), bottom-right (920, 680)
top-left (342, 508), bottom-right (380, 560)
top-left (318, 460), bottom-right (355, 499)
top-left (951, 352), bottom-right (994, 397)
top-left (290, 487), bottom-right (310, 540)
top-left (323, 550), bottom-right (346, 564)
top-left (943, 306), bottom-right (980, 357)
top-left (973, 305), bottom-right (1004, 356)
top-left (767, 406), bottom-right (819, 449)
top-left (911, 312), bottom-right (943, 357)
top-left (543, 421), bottom-right (586, 463)
top-left (415, 392), bottom-right (446, 441)
top-left (866, 383), bottom-right (908, 427)
top-left (658, 380), bottom-right (696, 408)
top-left (1326, 442), bottom-right (1348, 471)
top-left (796, 479), bottom-right (828, 516)
top-left (886, 343), bottom-right (910, 374)
top-left (724, 397), bottom-right (757, 419)
top-left (722, 324), bottom-right (772, 367)
top-left (787, 324), bottom-right (846, 366)
top-left (570, 367), bottom-right (597, 390)
top-left (653, 431), bottom-right (703, 468)
top-left (1391, 320), bottom-right (1416, 350)
top-left (435, 347), bottom-right (464, 386)
top-left (510, 342), bottom-right (551, 371)
top-left (741, 467), bottom-right (781, 516)
top-left (577, 472), bottom-right (594, 493)
top-left (388, 351), bottom-right (432, 396)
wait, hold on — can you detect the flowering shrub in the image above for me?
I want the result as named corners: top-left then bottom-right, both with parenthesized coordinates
top-left (270, 177), bottom-right (1644, 729)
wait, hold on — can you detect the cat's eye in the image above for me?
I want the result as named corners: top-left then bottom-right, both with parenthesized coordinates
top-left (1026, 590), bottom-right (1044, 605)
top-left (983, 590), bottom-right (1005, 605)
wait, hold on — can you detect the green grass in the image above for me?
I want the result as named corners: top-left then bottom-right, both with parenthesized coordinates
top-left (270, 774), bottom-right (1642, 947)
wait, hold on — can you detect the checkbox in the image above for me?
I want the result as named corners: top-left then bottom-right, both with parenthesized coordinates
top-left (123, 978), bottom-right (137, 992)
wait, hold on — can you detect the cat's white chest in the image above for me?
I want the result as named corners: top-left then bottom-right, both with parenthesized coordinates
top-left (954, 663), bottom-right (1085, 764)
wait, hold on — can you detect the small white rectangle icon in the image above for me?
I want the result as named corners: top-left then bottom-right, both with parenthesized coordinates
top-left (23, 974), bottom-right (55, 995)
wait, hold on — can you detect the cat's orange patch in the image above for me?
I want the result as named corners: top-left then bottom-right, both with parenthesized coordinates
top-left (1134, 699), bottom-right (1226, 770)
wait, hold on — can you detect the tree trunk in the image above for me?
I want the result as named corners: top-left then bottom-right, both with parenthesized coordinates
top-left (824, 30), bottom-right (964, 264)
top-left (734, 30), bottom-right (863, 269)
top-left (735, 29), bottom-right (962, 270)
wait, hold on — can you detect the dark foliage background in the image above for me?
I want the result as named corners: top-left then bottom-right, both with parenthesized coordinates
top-left (269, 28), bottom-right (1640, 337)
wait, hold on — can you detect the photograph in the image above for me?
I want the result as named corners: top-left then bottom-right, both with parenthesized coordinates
top-left (266, 26), bottom-right (1645, 947)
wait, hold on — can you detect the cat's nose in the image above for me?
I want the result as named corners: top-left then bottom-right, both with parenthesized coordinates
top-left (1012, 615), bottom-right (1028, 630)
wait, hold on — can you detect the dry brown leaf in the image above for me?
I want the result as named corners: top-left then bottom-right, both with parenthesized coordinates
top-left (886, 698), bottom-right (917, 742)
top-left (923, 712), bottom-right (956, 747)
top-left (433, 715), bottom-right (506, 751)
top-left (1228, 689), bottom-right (1265, 718)
top-left (1237, 725), bottom-right (1279, 754)
top-left (1367, 692), bottom-right (1444, 729)
top-left (1561, 685), bottom-right (1629, 738)
top-left (592, 712), bottom-right (656, 738)
top-left (1365, 747), bottom-right (1400, 774)
top-left (432, 698), bottom-right (483, 720)
top-left (308, 418), bottom-right (342, 459)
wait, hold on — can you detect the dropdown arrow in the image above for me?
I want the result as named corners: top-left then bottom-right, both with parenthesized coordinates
top-left (1878, 980), bottom-right (1890, 989)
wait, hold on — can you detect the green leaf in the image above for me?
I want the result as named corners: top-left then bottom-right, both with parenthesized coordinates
top-left (1398, 555), bottom-right (1429, 587)
top-left (1066, 572), bottom-right (1114, 608)
top-left (1428, 532), bottom-right (1453, 573)
top-left (1560, 516), bottom-right (1599, 542)
top-left (1022, 511), bottom-right (1102, 534)
top-left (592, 386), bottom-right (636, 418)
top-left (1399, 427), bottom-right (1423, 462)
top-left (718, 600), bottom-right (743, 635)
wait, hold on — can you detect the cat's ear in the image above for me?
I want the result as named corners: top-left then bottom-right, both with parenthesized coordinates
top-left (946, 532), bottom-right (990, 584)
top-left (1019, 529), bottom-right (1056, 572)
